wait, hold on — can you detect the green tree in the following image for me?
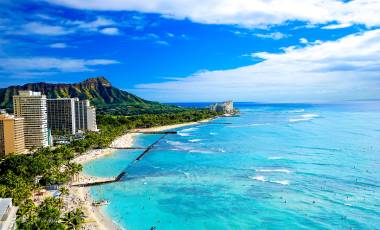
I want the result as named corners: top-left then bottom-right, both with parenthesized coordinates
top-left (62, 208), bottom-right (84, 230)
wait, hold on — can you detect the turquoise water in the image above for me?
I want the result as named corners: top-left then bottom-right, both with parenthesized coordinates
top-left (84, 102), bottom-right (380, 230)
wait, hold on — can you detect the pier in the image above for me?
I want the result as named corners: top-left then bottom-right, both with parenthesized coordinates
top-left (72, 172), bottom-right (127, 187)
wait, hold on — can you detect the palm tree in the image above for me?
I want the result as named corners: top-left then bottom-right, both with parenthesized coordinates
top-left (61, 208), bottom-right (84, 229)
top-left (59, 186), bottom-right (69, 196)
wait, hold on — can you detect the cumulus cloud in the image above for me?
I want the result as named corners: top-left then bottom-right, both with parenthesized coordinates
top-left (299, 38), bottom-right (308, 44)
top-left (254, 32), bottom-right (288, 40)
top-left (3, 16), bottom-right (120, 37)
top-left (20, 22), bottom-right (73, 36)
top-left (99, 27), bottom-right (120, 35)
top-left (69, 17), bottom-right (115, 31)
top-left (0, 57), bottom-right (119, 76)
top-left (133, 29), bottom-right (380, 102)
top-left (45, 0), bottom-right (380, 28)
top-left (321, 23), bottom-right (353, 30)
top-left (48, 43), bottom-right (68, 48)
top-left (155, 40), bottom-right (169, 46)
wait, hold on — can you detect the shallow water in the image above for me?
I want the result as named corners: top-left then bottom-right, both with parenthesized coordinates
top-left (84, 102), bottom-right (380, 230)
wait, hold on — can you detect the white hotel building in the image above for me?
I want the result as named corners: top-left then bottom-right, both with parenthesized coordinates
top-left (13, 91), bottom-right (50, 149)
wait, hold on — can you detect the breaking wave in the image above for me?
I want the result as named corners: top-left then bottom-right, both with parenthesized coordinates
top-left (250, 176), bottom-right (290, 185)
top-left (189, 139), bottom-right (202, 143)
top-left (255, 168), bottom-right (291, 174)
top-left (267, 156), bottom-right (285, 160)
top-left (229, 123), bottom-right (271, 128)
top-left (289, 114), bottom-right (320, 123)
top-left (178, 132), bottom-right (191, 137)
top-left (181, 127), bottom-right (198, 132)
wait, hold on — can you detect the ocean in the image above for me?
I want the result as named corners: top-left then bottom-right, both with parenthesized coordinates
top-left (83, 102), bottom-right (380, 230)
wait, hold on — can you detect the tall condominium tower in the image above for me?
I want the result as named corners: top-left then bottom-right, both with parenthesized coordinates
top-left (0, 113), bottom-right (26, 157)
top-left (75, 100), bottom-right (88, 132)
top-left (13, 91), bottom-right (50, 149)
top-left (47, 98), bottom-right (77, 135)
top-left (86, 105), bottom-right (98, 132)
top-left (75, 100), bottom-right (98, 132)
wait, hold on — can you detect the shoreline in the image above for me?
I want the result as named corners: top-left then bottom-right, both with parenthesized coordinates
top-left (69, 118), bottom-right (212, 230)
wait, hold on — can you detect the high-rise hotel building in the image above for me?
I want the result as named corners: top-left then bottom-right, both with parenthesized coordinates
top-left (75, 100), bottom-right (98, 132)
top-left (47, 98), bottom-right (76, 135)
top-left (0, 112), bottom-right (26, 157)
top-left (86, 104), bottom-right (98, 132)
top-left (13, 91), bottom-right (50, 149)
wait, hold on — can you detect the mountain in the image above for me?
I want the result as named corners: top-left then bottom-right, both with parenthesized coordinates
top-left (0, 77), bottom-right (177, 114)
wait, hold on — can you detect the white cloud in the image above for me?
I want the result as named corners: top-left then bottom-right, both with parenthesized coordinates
top-left (45, 0), bottom-right (380, 28)
top-left (299, 38), bottom-right (308, 44)
top-left (0, 57), bottom-right (119, 75)
top-left (155, 40), bottom-right (169, 46)
top-left (166, 33), bottom-right (174, 37)
top-left (3, 16), bottom-right (120, 37)
top-left (99, 27), bottom-right (120, 35)
top-left (254, 32), bottom-right (288, 40)
top-left (133, 29), bottom-right (380, 102)
top-left (69, 17), bottom-right (115, 31)
top-left (321, 23), bottom-right (352, 30)
top-left (20, 22), bottom-right (73, 36)
top-left (48, 43), bottom-right (68, 48)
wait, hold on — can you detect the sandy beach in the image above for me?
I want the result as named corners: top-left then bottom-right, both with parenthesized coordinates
top-left (69, 119), bottom-right (212, 230)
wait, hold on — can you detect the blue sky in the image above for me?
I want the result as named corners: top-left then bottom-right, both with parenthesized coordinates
top-left (0, 0), bottom-right (379, 102)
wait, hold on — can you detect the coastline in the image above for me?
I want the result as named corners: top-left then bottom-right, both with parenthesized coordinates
top-left (69, 118), bottom-right (212, 230)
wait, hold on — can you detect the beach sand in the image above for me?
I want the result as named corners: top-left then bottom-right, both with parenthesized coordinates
top-left (69, 118), bottom-right (212, 229)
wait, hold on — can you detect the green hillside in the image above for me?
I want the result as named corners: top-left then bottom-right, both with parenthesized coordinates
top-left (0, 77), bottom-right (179, 115)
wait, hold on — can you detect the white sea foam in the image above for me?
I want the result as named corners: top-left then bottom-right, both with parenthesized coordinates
top-left (178, 127), bottom-right (199, 136)
top-left (209, 132), bottom-right (217, 135)
top-left (189, 149), bottom-right (213, 154)
top-left (166, 140), bottom-right (212, 153)
top-left (250, 175), bottom-right (267, 182)
top-left (189, 139), bottom-right (202, 143)
top-left (288, 109), bottom-right (305, 113)
top-left (229, 123), bottom-right (270, 128)
top-left (250, 176), bottom-right (290, 185)
top-left (302, 114), bottom-right (320, 119)
top-left (268, 156), bottom-right (285, 160)
top-left (181, 127), bottom-right (198, 132)
top-left (166, 140), bottom-right (184, 146)
top-left (270, 180), bottom-right (290, 185)
top-left (256, 169), bottom-right (291, 174)
top-left (289, 113), bottom-right (320, 123)
top-left (166, 140), bottom-right (193, 151)
top-left (178, 132), bottom-right (191, 137)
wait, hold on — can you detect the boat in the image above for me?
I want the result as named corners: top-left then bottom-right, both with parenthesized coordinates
top-left (92, 199), bottom-right (109, 206)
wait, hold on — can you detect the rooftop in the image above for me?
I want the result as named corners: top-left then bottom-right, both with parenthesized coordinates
top-left (18, 91), bottom-right (42, 97)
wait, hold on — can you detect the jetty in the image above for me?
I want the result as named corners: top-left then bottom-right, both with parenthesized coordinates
top-left (72, 172), bottom-right (127, 187)
top-left (75, 133), bottom-right (168, 187)
top-left (135, 134), bottom-right (167, 161)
